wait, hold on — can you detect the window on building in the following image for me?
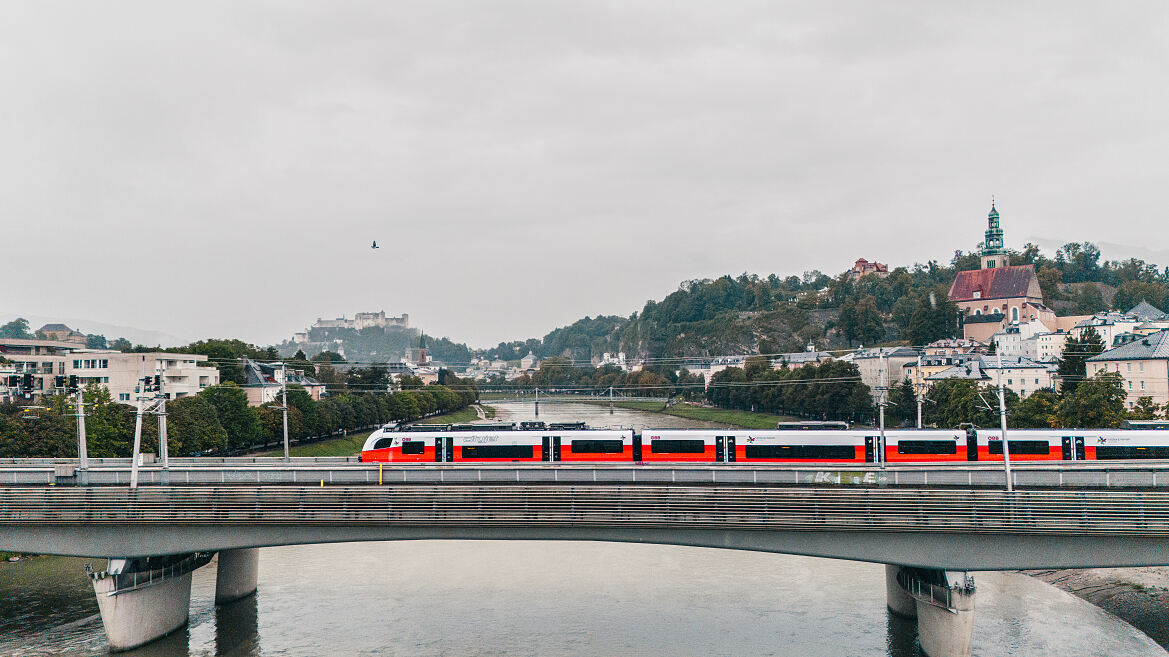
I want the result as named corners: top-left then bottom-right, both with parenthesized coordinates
top-left (1011, 307), bottom-right (1019, 322)
top-left (1141, 381), bottom-right (1146, 390)
top-left (1128, 381), bottom-right (1133, 389)
top-left (1140, 362), bottom-right (1145, 372)
top-left (1128, 363), bottom-right (1132, 371)
top-left (119, 393), bottom-right (130, 401)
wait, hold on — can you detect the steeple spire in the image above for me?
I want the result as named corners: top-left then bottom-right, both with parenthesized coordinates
top-left (980, 200), bottom-right (1008, 269)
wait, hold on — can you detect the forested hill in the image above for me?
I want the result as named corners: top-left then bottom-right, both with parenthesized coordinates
top-left (484, 241), bottom-right (1169, 365)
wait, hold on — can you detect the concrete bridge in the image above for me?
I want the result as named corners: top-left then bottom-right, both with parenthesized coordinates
top-left (5, 465), bottom-right (1169, 656)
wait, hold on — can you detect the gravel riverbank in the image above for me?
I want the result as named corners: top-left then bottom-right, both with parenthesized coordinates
top-left (1027, 567), bottom-right (1169, 650)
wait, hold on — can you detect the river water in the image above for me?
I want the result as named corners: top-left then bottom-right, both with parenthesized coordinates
top-left (0, 402), bottom-right (1163, 657)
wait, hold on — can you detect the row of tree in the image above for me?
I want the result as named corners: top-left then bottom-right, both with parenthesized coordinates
top-left (706, 359), bottom-right (875, 423)
top-left (882, 372), bottom-right (1136, 429)
top-left (0, 378), bottom-right (478, 458)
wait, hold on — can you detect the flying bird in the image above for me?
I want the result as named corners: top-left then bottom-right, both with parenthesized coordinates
top-left (371, 240), bottom-right (379, 249)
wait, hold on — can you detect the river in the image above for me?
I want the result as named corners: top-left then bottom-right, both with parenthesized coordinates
top-left (0, 401), bottom-right (1163, 656)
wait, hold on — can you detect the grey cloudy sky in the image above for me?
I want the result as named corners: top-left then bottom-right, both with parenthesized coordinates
top-left (2, 2), bottom-right (1166, 348)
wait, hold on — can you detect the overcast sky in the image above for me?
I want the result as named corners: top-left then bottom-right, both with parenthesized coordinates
top-left (2, 2), bottom-right (1166, 348)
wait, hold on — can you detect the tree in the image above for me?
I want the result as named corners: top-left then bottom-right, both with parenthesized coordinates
top-left (200, 383), bottom-right (265, 451)
top-left (0, 318), bottom-right (33, 339)
top-left (86, 334), bottom-right (109, 349)
top-left (1113, 281), bottom-right (1169, 313)
top-left (1058, 371), bottom-right (1127, 428)
top-left (1129, 396), bottom-right (1163, 421)
top-left (1072, 284), bottom-right (1106, 314)
top-left (837, 299), bottom-right (858, 346)
top-left (853, 296), bottom-right (884, 345)
top-left (1057, 327), bottom-right (1105, 394)
top-left (110, 338), bottom-right (133, 351)
top-left (1010, 388), bottom-right (1059, 428)
top-left (312, 351), bottom-right (346, 363)
top-left (904, 291), bottom-right (959, 347)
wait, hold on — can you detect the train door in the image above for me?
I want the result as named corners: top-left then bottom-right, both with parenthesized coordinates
top-left (966, 431), bottom-right (978, 462)
top-left (632, 434), bottom-right (643, 462)
top-left (726, 436), bottom-right (736, 462)
top-left (1062, 436), bottom-right (1086, 461)
top-left (716, 436), bottom-right (726, 462)
top-left (435, 436), bottom-right (452, 462)
top-left (553, 436), bottom-right (561, 462)
top-left (542, 436), bottom-right (551, 461)
top-left (865, 436), bottom-right (875, 463)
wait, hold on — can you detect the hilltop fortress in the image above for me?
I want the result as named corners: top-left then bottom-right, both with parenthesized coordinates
top-left (292, 311), bottom-right (409, 345)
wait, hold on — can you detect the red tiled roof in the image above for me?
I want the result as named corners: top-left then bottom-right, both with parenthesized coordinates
top-left (948, 265), bottom-right (1039, 302)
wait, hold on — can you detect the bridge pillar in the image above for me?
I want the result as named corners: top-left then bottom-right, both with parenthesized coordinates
top-left (215, 548), bottom-right (260, 605)
top-left (89, 553), bottom-right (212, 651)
top-left (892, 567), bottom-right (976, 657)
top-left (884, 564), bottom-right (917, 618)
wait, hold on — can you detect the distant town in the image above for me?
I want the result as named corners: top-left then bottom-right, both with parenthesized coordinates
top-left (3, 203), bottom-right (1168, 423)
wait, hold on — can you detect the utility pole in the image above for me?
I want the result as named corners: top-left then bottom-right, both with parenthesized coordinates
top-left (996, 352), bottom-right (1013, 492)
top-left (281, 362), bottom-right (290, 462)
top-left (915, 355), bottom-right (923, 429)
top-left (878, 352), bottom-right (888, 468)
top-left (129, 373), bottom-right (147, 490)
top-left (73, 378), bottom-right (88, 473)
top-left (609, 386), bottom-right (614, 414)
top-left (157, 368), bottom-right (169, 484)
top-left (534, 386), bottom-right (539, 417)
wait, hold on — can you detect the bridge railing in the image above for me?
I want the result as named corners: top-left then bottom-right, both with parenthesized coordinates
top-left (89, 552), bottom-right (214, 594)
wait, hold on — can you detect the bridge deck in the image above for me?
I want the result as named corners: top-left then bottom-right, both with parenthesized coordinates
top-left (6, 484), bottom-right (1169, 568)
top-left (4, 459), bottom-right (1169, 489)
top-left (3, 485), bottom-right (1167, 536)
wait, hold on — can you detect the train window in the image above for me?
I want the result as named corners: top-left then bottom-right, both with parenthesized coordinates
top-left (461, 445), bottom-right (534, 459)
top-left (570, 440), bottom-right (624, 454)
top-left (650, 440), bottom-right (706, 454)
top-left (744, 444), bottom-right (855, 459)
top-left (401, 440), bottom-right (425, 455)
top-left (987, 440), bottom-right (1050, 455)
top-left (1095, 446), bottom-right (1169, 460)
top-left (373, 437), bottom-right (395, 450)
top-left (897, 440), bottom-right (957, 455)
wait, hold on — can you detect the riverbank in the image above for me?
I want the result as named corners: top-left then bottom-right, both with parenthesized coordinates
top-left (1026, 567), bottom-right (1169, 650)
top-left (590, 401), bottom-right (798, 429)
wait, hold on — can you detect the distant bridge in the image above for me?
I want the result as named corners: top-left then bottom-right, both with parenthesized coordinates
top-left (478, 394), bottom-right (669, 404)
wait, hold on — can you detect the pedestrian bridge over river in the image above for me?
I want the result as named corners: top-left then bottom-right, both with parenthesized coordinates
top-left (4, 459), bottom-right (1169, 656)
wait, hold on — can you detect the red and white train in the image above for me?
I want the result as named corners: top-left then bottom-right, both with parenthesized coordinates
top-left (360, 423), bottom-right (1169, 464)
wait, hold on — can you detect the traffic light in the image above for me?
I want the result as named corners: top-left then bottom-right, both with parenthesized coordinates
top-left (54, 375), bottom-right (66, 389)
top-left (3, 375), bottom-right (17, 388)
top-left (154, 375), bottom-right (161, 389)
top-left (68, 375), bottom-right (79, 390)
top-left (22, 373), bottom-right (34, 390)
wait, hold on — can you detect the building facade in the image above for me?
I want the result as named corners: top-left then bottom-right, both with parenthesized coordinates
top-left (1086, 330), bottom-right (1169, 410)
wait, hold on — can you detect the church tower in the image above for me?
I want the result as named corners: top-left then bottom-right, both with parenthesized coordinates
top-left (979, 202), bottom-right (1009, 270)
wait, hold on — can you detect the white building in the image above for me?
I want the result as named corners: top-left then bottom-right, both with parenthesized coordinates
top-left (596, 352), bottom-right (628, 371)
top-left (84, 352), bottom-right (220, 402)
top-left (841, 346), bottom-right (920, 399)
top-left (927, 355), bottom-right (1056, 399)
top-left (0, 338), bottom-right (221, 403)
top-left (1072, 312), bottom-right (1141, 348)
top-left (991, 321), bottom-right (1068, 363)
